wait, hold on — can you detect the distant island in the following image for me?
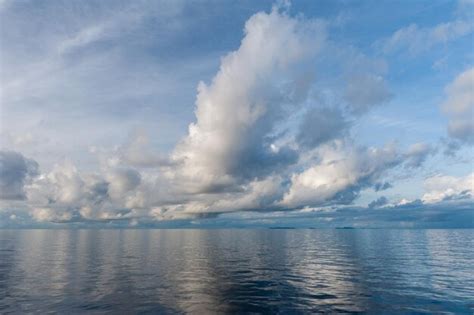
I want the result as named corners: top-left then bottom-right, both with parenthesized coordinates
top-left (269, 227), bottom-right (296, 229)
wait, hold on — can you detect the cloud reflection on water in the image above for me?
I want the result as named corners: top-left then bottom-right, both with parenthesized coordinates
top-left (0, 229), bottom-right (473, 313)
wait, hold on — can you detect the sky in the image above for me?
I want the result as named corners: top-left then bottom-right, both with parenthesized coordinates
top-left (0, 0), bottom-right (473, 228)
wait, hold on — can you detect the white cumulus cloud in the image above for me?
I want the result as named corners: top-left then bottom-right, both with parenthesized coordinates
top-left (422, 173), bottom-right (473, 203)
top-left (171, 7), bottom-right (326, 193)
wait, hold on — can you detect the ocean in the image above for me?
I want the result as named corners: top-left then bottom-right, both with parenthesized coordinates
top-left (1, 229), bottom-right (473, 314)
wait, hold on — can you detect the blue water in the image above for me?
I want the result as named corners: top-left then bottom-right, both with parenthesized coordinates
top-left (0, 229), bottom-right (473, 314)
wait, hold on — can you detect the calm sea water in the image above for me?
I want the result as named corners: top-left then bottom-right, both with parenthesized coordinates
top-left (0, 229), bottom-right (473, 314)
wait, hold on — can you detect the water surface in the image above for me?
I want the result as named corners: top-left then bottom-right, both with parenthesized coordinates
top-left (1, 229), bottom-right (473, 313)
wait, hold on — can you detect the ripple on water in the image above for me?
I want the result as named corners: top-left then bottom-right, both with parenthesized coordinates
top-left (0, 229), bottom-right (473, 313)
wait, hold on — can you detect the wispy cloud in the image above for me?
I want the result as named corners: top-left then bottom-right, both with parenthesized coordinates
top-left (379, 19), bottom-right (473, 56)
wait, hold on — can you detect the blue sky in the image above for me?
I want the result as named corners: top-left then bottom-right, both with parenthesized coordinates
top-left (0, 0), bottom-right (473, 228)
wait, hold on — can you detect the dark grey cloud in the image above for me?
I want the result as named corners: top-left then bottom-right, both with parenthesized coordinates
top-left (84, 180), bottom-right (109, 205)
top-left (368, 196), bottom-right (388, 208)
top-left (263, 199), bottom-right (472, 229)
top-left (0, 150), bottom-right (39, 200)
top-left (296, 107), bottom-right (350, 149)
top-left (374, 182), bottom-right (392, 191)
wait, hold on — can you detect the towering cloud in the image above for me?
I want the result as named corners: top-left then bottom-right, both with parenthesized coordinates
top-left (171, 7), bottom-right (325, 193)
